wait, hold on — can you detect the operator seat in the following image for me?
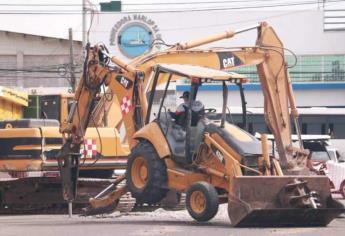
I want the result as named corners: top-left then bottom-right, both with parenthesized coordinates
top-left (158, 113), bottom-right (186, 162)
top-left (158, 102), bottom-right (205, 165)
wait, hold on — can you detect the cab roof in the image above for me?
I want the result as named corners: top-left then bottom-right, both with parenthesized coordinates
top-left (155, 63), bottom-right (247, 83)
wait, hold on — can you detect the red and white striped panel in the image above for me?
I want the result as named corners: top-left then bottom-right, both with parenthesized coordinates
top-left (80, 139), bottom-right (97, 158)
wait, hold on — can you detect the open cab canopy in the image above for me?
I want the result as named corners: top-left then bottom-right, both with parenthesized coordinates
top-left (155, 63), bottom-right (248, 83)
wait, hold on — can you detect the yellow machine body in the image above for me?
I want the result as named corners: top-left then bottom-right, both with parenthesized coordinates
top-left (55, 22), bottom-right (344, 226)
top-left (0, 86), bottom-right (28, 120)
top-left (0, 125), bottom-right (129, 173)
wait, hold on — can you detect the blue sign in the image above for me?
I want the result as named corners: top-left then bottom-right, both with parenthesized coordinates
top-left (118, 24), bottom-right (152, 58)
top-left (110, 14), bottom-right (162, 59)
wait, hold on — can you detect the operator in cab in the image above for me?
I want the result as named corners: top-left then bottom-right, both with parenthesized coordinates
top-left (170, 91), bottom-right (204, 127)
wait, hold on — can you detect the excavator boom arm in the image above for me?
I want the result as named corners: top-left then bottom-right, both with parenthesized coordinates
top-left (57, 44), bottom-right (142, 201)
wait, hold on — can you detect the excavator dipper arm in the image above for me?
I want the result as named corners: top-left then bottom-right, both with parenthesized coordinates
top-left (57, 44), bottom-right (111, 201)
top-left (57, 44), bottom-right (141, 201)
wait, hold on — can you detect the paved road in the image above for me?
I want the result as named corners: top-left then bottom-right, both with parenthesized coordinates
top-left (1, 205), bottom-right (344, 236)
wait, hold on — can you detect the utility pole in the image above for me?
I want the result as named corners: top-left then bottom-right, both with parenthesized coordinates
top-left (82, 0), bottom-right (87, 49)
top-left (69, 28), bottom-right (76, 92)
top-left (67, 30), bottom-right (76, 216)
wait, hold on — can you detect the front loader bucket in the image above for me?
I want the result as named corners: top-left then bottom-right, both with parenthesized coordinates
top-left (228, 176), bottom-right (344, 227)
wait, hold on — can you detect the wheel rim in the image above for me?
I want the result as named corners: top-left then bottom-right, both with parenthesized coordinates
top-left (131, 156), bottom-right (149, 189)
top-left (190, 190), bottom-right (206, 214)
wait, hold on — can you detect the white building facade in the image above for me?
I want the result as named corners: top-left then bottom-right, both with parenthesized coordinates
top-left (90, 9), bottom-right (345, 107)
top-left (0, 30), bottom-right (82, 92)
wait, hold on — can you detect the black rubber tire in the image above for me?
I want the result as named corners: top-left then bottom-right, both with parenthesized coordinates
top-left (126, 141), bottom-right (168, 204)
top-left (186, 181), bottom-right (219, 222)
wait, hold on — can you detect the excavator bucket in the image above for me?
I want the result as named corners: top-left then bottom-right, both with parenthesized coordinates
top-left (228, 176), bottom-right (344, 227)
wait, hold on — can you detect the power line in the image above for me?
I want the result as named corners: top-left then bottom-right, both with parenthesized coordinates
top-left (84, 10), bottom-right (307, 32)
top-left (0, 63), bottom-right (82, 69)
top-left (0, 0), bottom-right (342, 14)
top-left (77, 2), bottom-right (341, 32)
top-left (122, 0), bottom-right (344, 12)
top-left (0, 69), bottom-right (63, 73)
top-left (0, 69), bottom-right (82, 73)
top-left (0, 75), bottom-right (72, 78)
top-left (0, 3), bottom-right (82, 6)
top-left (0, 0), bottom-right (322, 6)
top-left (124, 0), bottom-right (305, 5)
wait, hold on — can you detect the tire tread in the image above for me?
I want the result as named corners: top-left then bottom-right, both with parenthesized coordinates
top-left (126, 141), bottom-right (168, 204)
top-left (186, 181), bottom-right (219, 222)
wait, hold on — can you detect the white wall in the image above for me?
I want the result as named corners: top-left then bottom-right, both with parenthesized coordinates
top-left (0, 31), bottom-right (82, 88)
top-left (90, 10), bottom-right (345, 62)
top-left (0, 31), bottom-right (81, 55)
top-left (176, 87), bottom-right (345, 108)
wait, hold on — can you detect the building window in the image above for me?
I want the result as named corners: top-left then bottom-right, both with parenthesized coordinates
top-left (328, 123), bottom-right (334, 137)
top-left (321, 123), bottom-right (326, 134)
top-left (302, 123), bottom-right (308, 134)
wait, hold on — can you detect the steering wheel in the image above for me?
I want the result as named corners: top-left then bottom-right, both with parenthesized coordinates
top-left (204, 108), bottom-right (217, 113)
top-left (312, 161), bottom-right (327, 175)
top-left (318, 162), bottom-right (327, 173)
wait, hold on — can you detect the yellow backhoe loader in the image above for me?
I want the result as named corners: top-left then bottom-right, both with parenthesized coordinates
top-left (58, 22), bottom-right (344, 226)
